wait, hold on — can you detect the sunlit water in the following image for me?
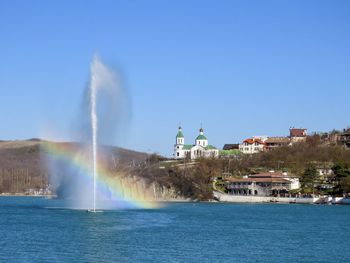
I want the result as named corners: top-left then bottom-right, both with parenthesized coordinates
top-left (0, 197), bottom-right (349, 262)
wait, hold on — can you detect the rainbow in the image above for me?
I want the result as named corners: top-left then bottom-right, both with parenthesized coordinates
top-left (41, 142), bottom-right (159, 209)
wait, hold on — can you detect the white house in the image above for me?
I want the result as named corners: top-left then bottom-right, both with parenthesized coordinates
top-left (239, 137), bottom-right (266, 154)
top-left (174, 127), bottom-right (219, 160)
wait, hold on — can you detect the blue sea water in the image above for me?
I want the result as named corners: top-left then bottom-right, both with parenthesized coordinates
top-left (0, 197), bottom-right (349, 263)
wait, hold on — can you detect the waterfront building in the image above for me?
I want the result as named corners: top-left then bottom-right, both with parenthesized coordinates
top-left (225, 172), bottom-right (300, 196)
top-left (174, 126), bottom-right (219, 160)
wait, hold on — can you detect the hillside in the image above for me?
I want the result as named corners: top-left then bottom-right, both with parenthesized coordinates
top-left (0, 139), bottom-right (150, 194)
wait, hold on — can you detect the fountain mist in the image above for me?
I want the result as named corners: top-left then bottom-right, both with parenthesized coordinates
top-left (43, 55), bottom-right (161, 210)
top-left (87, 55), bottom-right (129, 211)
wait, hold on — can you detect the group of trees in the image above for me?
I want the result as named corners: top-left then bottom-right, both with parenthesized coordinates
top-left (218, 140), bottom-right (350, 176)
top-left (0, 143), bottom-right (49, 193)
top-left (0, 168), bottom-right (47, 193)
top-left (139, 140), bottom-right (350, 199)
top-left (331, 163), bottom-right (350, 195)
top-left (136, 156), bottom-right (223, 200)
top-left (137, 140), bottom-right (350, 200)
top-left (300, 163), bottom-right (350, 195)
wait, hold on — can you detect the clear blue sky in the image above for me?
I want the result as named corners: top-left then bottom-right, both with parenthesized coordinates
top-left (0, 0), bottom-right (349, 157)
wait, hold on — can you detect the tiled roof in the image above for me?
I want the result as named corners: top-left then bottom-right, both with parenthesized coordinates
top-left (225, 172), bottom-right (298, 183)
top-left (265, 137), bottom-right (290, 144)
top-left (223, 144), bottom-right (239, 150)
top-left (249, 172), bottom-right (297, 178)
top-left (243, 138), bottom-right (266, 145)
top-left (290, 128), bottom-right (307, 137)
top-left (225, 177), bottom-right (290, 183)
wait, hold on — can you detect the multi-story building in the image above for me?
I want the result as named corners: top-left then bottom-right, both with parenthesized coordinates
top-left (265, 137), bottom-right (291, 150)
top-left (225, 172), bottom-right (300, 196)
top-left (239, 137), bottom-right (266, 154)
top-left (340, 128), bottom-right (350, 148)
top-left (174, 127), bottom-right (219, 160)
top-left (236, 128), bottom-right (308, 153)
top-left (289, 128), bottom-right (307, 143)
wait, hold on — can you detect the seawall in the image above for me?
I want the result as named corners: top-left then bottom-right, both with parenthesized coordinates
top-left (213, 191), bottom-right (318, 204)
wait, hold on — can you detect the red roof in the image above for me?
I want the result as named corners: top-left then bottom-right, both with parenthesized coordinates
top-left (224, 172), bottom-right (298, 184)
top-left (249, 172), bottom-right (297, 178)
top-left (225, 177), bottom-right (290, 183)
top-left (290, 128), bottom-right (307, 137)
top-left (243, 138), bottom-right (266, 145)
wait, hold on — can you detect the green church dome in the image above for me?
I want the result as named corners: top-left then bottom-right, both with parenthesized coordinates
top-left (176, 126), bottom-right (184, 138)
top-left (196, 134), bottom-right (207, 140)
top-left (176, 130), bottom-right (184, 138)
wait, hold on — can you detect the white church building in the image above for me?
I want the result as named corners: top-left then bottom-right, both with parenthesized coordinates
top-left (174, 126), bottom-right (219, 160)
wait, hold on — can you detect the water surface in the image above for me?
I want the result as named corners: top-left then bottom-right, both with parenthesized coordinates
top-left (0, 197), bottom-right (349, 262)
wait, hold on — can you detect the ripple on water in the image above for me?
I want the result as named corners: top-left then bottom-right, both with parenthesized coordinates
top-left (1, 199), bottom-right (350, 263)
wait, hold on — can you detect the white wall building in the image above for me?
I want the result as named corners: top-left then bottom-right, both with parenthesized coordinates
top-left (239, 137), bottom-right (266, 154)
top-left (225, 171), bottom-right (300, 197)
top-left (174, 127), bottom-right (219, 160)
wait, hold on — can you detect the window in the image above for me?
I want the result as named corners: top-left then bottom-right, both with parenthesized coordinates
top-left (177, 152), bottom-right (179, 157)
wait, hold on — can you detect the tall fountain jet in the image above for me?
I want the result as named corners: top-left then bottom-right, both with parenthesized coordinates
top-left (90, 58), bottom-right (98, 212)
top-left (46, 55), bottom-right (145, 210)
top-left (87, 55), bottom-right (126, 212)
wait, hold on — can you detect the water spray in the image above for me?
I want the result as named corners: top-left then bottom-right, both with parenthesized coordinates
top-left (46, 55), bottom-right (156, 210)
top-left (90, 57), bottom-right (98, 212)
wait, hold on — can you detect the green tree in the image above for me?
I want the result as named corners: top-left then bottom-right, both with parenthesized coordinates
top-left (332, 163), bottom-right (350, 179)
top-left (301, 165), bottom-right (318, 194)
top-left (340, 177), bottom-right (350, 194)
top-left (332, 163), bottom-right (350, 195)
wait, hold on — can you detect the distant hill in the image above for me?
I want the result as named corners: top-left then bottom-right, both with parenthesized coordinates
top-left (0, 139), bottom-right (215, 201)
top-left (0, 139), bottom-right (151, 194)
